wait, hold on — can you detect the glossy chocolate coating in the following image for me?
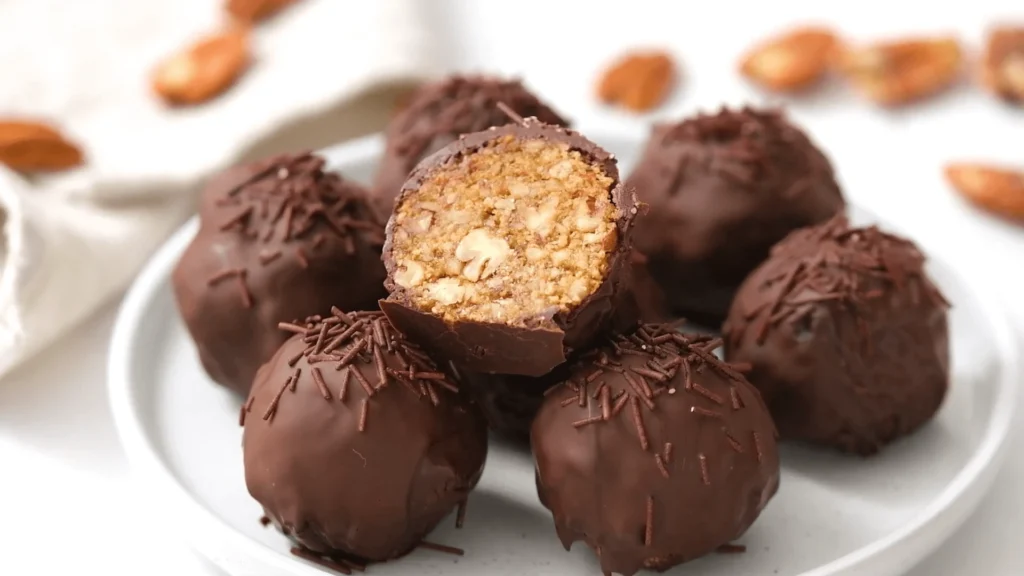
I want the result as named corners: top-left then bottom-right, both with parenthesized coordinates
top-left (723, 214), bottom-right (950, 455)
top-left (626, 106), bottom-right (844, 326)
top-left (373, 75), bottom-right (569, 217)
top-left (532, 324), bottom-right (780, 576)
top-left (242, 310), bottom-right (488, 561)
top-left (172, 153), bottom-right (387, 395)
top-left (381, 120), bottom-right (640, 377)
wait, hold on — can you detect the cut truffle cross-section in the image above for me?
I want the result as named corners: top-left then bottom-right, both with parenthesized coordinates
top-left (381, 120), bottom-right (639, 377)
top-left (391, 136), bottom-right (618, 321)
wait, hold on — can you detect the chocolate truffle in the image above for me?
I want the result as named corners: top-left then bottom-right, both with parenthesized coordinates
top-left (373, 75), bottom-right (569, 215)
top-left (723, 215), bottom-right (950, 455)
top-left (626, 106), bottom-right (844, 326)
top-left (173, 152), bottom-right (387, 395)
top-left (532, 325), bottom-right (780, 576)
top-left (381, 119), bottom-right (639, 377)
top-left (243, 309), bottom-right (488, 563)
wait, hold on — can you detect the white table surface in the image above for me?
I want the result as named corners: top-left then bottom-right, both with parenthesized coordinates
top-left (2, 1), bottom-right (1023, 574)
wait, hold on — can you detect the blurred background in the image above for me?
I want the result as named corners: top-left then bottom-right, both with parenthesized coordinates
top-left (0, 0), bottom-right (1022, 574)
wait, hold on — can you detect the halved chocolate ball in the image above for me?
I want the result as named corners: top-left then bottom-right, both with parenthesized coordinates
top-left (723, 214), bottom-right (950, 455)
top-left (381, 120), bottom-right (639, 377)
top-left (172, 152), bottom-right (387, 395)
top-left (243, 309), bottom-right (488, 563)
top-left (532, 324), bottom-right (780, 576)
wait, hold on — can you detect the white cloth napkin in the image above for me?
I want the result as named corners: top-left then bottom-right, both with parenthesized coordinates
top-left (0, 0), bottom-right (438, 377)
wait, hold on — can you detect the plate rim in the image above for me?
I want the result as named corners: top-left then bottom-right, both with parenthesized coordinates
top-left (107, 131), bottom-right (1021, 576)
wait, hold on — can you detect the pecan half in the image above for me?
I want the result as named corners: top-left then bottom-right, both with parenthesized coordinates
top-left (0, 120), bottom-right (84, 173)
top-left (152, 28), bottom-right (251, 106)
top-left (597, 51), bottom-right (677, 112)
top-left (835, 37), bottom-right (963, 105)
top-left (981, 27), bottom-right (1024, 103)
top-left (945, 163), bottom-right (1024, 222)
top-left (740, 27), bottom-right (838, 92)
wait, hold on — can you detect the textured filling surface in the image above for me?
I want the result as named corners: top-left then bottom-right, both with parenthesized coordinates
top-left (391, 136), bottom-right (619, 323)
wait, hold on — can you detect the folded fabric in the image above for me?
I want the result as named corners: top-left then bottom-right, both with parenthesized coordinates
top-left (0, 0), bottom-right (438, 378)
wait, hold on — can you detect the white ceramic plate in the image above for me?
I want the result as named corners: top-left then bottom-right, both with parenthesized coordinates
top-left (109, 131), bottom-right (1020, 576)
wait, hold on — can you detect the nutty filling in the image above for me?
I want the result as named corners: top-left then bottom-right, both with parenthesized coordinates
top-left (390, 135), bottom-right (619, 324)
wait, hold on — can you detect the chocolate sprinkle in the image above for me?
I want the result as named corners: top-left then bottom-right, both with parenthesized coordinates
top-left (654, 453), bottom-right (670, 478)
top-left (295, 248), bottom-right (310, 269)
top-left (725, 433), bottom-right (745, 453)
top-left (311, 367), bottom-right (331, 400)
top-left (716, 543), bottom-right (747, 554)
top-left (337, 367), bottom-right (350, 403)
top-left (206, 267), bottom-right (240, 286)
top-left (352, 368), bottom-right (375, 398)
top-left (600, 385), bottom-right (612, 420)
top-left (417, 541), bottom-right (465, 557)
top-left (644, 496), bottom-right (655, 547)
top-left (259, 249), bottom-right (283, 265)
top-left (262, 376), bottom-right (292, 421)
top-left (455, 499), bottom-right (467, 529)
top-left (291, 547), bottom-right (352, 575)
top-left (279, 321), bottom-right (307, 334)
top-left (611, 391), bottom-right (631, 417)
top-left (631, 396), bottom-right (650, 451)
top-left (358, 398), bottom-right (369, 432)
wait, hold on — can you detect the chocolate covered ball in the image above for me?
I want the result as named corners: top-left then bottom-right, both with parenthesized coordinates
top-left (243, 310), bottom-right (488, 563)
top-left (723, 215), bottom-right (950, 455)
top-left (626, 106), bottom-right (845, 326)
top-left (532, 325), bottom-right (780, 576)
top-left (172, 152), bottom-right (387, 395)
top-left (381, 119), bottom-right (639, 377)
top-left (373, 75), bottom-right (569, 216)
